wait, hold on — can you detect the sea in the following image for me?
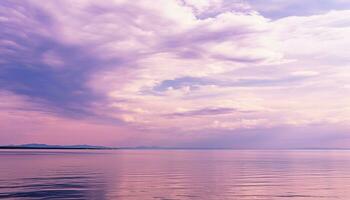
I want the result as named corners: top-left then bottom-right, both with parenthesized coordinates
top-left (1, 149), bottom-right (350, 199)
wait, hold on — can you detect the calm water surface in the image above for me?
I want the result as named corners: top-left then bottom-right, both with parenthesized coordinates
top-left (1, 150), bottom-right (350, 199)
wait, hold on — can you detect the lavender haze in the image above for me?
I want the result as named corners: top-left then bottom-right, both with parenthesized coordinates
top-left (0, 0), bottom-right (350, 148)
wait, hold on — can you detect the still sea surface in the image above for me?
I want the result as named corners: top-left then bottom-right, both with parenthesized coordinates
top-left (1, 150), bottom-right (350, 199)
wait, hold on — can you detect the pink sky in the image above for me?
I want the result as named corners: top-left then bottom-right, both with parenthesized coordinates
top-left (0, 0), bottom-right (350, 148)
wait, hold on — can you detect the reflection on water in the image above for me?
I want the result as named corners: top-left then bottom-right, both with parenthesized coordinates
top-left (1, 150), bottom-right (350, 199)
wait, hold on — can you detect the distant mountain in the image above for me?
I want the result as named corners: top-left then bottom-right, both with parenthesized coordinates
top-left (0, 143), bottom-right (110, 149)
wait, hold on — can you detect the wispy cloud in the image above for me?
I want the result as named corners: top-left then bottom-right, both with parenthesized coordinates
top-left (166, 107), bottom-right (239, 117)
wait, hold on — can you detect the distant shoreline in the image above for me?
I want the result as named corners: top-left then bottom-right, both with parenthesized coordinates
top-left (0, 146), bottom-right (113, 150)
top-left (1, 146), bottom-right (350, 150)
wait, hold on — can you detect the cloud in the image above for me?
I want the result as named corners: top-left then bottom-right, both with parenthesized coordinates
top-left (0, 1), bottom-right (116, 117)
top-left (1, 0), bottom-right (350, 147)
top-left (167, 107), bottom-right (238, 117)
top-left (0, 0), bottom-right (281, 117)
top-left (152, 73), bottom-right (316, 94)
top-left (246, 0), bottom-right (350, 19)
top-left (275, 10), bottom-right (350, 65)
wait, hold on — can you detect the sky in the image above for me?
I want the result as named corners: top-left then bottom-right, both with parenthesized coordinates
top-left (1, 0), bottom-right (350, 148)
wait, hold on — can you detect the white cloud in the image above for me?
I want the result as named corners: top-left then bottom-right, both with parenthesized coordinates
top-left (2, 0), bottom-right (350, 136)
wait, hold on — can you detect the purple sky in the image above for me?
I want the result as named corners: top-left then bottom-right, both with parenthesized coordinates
top-left (1, 0), bottom-right (350, 148)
